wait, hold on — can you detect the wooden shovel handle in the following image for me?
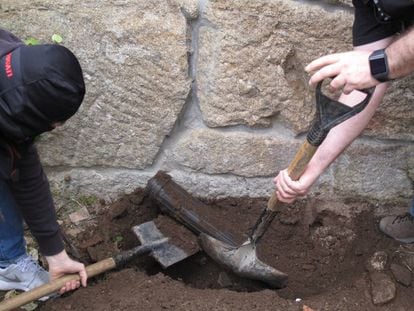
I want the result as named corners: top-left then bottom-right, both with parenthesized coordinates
top-left (267, 140), bottom-right (317, 211)
top-left (0, 258), bottom-right (116, 311)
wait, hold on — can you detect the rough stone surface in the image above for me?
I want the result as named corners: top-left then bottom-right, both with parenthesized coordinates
top-left (390, 263), bottom-right (412, 287)
top-left (170, 128), bottom-right (301, 177)
top-left (1, 0), bottom-right (191, 169)
top-left (47, 168), bottom-right (276, 200)
top-left (334, 141), bottom-right (413, 201)
top-left (369, 271), bottom-right (396, 305)
top-left (395, 245), bottom-right (414, 271)
top-left (69, 207), bottom-right (91, 224)
top-left (0, 0), bottom-right (412, 203)
top-left (367, 251), bottom-right (388, 272)
top-left (367, 77), bottom-right (414, 140)
top-left (46, 169), bottom-right (156, 202)
top-left (197, 0), bottom-right (413, 140)
top-left (197, 0), bottom-right (354, 132)
top-left (178, 0), bottom-right (200, 19)
top-left (171, 129), bottom-right (412, 201)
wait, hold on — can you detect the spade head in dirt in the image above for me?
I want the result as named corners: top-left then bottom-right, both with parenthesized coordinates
top-left (132, 215), bottom-right (200, 268)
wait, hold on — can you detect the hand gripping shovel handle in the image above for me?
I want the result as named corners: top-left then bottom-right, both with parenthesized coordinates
top-left (266, 140), bottom-right (317, 211)
top-left (0, 259), bottom-right (117, 311)
top-left (0, 242), bottom-right (161, 311)
top-left (250, 81), bottom-right (374, 243)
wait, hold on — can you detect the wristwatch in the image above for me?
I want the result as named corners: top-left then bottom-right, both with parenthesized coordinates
top-left (368, 49), bottom-right (389, 82)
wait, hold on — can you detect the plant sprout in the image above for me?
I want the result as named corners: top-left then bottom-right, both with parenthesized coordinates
top-left (51, 34), bottom-right (63, 44)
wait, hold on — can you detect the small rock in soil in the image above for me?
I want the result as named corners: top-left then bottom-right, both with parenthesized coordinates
top-left (395, 244), bottom-right (414, 270)
top-left (367, 251), bottom-right (388, 272)
top-left (107, 201), bottom-right (128, 219)
top-left (65, 227), bottom-right (82, 238)
top-left (390, 263), bottom-right (412, 287)
top-left (302, 263), bottom-right (316, 271)
top-left (69, 207), bottom-right (90, 223)
top-left (218, 272), bottom-right (233, 287)
top-left (369, 271), bottom-right (396, 305)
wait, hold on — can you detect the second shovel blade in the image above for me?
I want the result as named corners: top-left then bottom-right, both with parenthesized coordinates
top-left (132, 221), bottom-right (190, 268)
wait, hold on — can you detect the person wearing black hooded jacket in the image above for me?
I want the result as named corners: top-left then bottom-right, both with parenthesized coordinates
top-left (0, 29), bottom-right (87, 296)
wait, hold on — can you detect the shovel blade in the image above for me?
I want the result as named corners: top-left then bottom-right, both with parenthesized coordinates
top-left (132, 221), bottom-right (190, 268)
top-left (199, 233), bottom-right (288, 288)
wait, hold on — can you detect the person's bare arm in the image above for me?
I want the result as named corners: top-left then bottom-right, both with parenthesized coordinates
top-left (274, 38), bottom-right (394, 203)
top-left (305, 36), bottom-right (395, 93)
top-left (275, 84), bottom-right (388, 202)
top-left (387, 26), bottom-right (414, 80)
top-left (305, 27), bottom-right (414, 93)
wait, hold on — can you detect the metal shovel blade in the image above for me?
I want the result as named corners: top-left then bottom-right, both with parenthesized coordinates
top-left (132, 221), bottom-right (189, 268)
top-left (199, 233), bottom-right (288, 288)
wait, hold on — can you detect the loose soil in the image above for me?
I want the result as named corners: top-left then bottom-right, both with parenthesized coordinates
top-left (29, 180), bottom-right (414, 310)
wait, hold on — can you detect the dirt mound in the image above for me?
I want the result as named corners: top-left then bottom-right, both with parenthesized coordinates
top-left (38, 189), bottom-right (413, 311)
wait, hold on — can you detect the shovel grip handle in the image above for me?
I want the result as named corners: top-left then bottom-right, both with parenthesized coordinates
top-left (0, 258), bottom-right (116, 311)
top-left (267, 140), bottom-right (317, 211)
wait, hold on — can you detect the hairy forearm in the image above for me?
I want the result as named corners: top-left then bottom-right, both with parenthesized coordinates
top-left (387, 26), bottom-right (414, 80)
top-left (274, 83), bottom-right (389, 204)
top-left (303, 38), bottom-right (395, 178)
top-left (306, 84), bottom-right (388, 176)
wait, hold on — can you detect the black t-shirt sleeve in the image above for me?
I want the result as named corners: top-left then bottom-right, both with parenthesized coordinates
top-left (352, 0), bottom-right (402, 46)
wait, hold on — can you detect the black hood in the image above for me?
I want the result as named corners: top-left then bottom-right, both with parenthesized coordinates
top-left (0, 44), bottom-right (85, 142)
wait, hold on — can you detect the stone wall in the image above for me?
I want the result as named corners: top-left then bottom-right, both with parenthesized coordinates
top-left (1, 0), bottom-right (412, 206)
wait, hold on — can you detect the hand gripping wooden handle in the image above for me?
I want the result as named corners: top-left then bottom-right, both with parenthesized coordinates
top-left (0, 258), bottom-right (116, 311)
top-left (267, 140), bottom-right (317, 211)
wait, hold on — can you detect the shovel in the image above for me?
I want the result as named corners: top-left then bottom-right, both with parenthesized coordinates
top-left (0, 220), bottom-right (192, 311)
top-left (199, 81), bottom-right (374, 288)
top-left (146, 171), bottom-right (238, 247)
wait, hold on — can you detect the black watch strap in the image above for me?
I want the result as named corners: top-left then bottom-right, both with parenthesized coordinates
top-left (369, 49), bottom-right (389, 82)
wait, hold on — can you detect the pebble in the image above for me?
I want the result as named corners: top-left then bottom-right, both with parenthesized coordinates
top-left (369, 271), bottom-right (396, 305)
top-left (390, 263), bottom-right (412, 287)
top-left (218, 272), bottom-right (233, 287)
top-left (367, 251), bottom-right (388, 272)
top-left (69, 206), bottom-right (91, 223)
top-left (302, 263), bottom-right (316, 271)
top-left (396, 244), bottom-right (414, 270)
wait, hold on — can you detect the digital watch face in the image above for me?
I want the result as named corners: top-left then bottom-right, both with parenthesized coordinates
top-left (370, 57), bottom-right (386, 75)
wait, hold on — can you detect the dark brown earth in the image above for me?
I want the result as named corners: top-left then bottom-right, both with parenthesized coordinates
top-left (19, 176), bottom-right (414, 310)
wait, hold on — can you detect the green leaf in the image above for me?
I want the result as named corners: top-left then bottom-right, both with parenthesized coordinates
top-left (113, 235), bottom-right (124, 243)
top-left (24, 38), bottom-right (40, 46)
top-left (51, 34), bottom-right (63, 44)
